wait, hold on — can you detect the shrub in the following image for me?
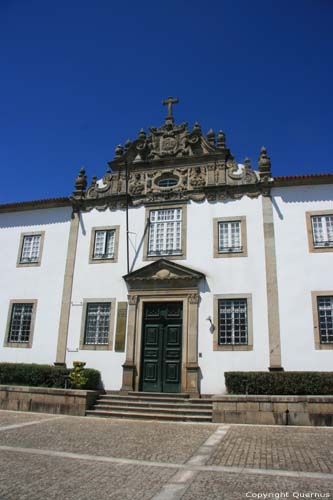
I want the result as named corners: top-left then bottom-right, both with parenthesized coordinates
top-left (69, 361), bottom-right (88, 389)
top-left (225, 371), bottom-right (333, 395)
top-left (0, 363), bottom-right (100, 390)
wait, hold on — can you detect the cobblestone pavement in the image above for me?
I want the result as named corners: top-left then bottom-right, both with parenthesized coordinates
top-left (0, 411), bottom-right (332, 500)
top-left (207, 425), bottom-right (333, 473)
top-left (0, 410), bottom-right (59, 428)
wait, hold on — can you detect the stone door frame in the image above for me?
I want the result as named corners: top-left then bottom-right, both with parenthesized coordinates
top-left (121, 288), bottom-right (200, 396)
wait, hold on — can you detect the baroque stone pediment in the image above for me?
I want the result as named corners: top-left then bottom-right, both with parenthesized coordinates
top-left (124, 259), bottom-right (205, 289)
top-left (72, 99), bottom-right (273, 209)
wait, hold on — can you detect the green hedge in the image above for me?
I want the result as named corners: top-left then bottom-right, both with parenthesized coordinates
top-left (225, 371), bottom-right (333, 395)
top-left (0, 363), bottom-right (101, 390)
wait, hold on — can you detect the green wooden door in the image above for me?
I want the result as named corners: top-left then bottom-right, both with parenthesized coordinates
top-left (141, 302), bottom-right (182, 393)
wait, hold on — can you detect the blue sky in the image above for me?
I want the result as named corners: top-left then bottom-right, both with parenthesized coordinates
top-left (0, 0), bottom-right (332, 203)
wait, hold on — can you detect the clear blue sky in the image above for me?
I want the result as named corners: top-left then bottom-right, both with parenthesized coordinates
top-left (1, 0), bottom-right (332, 203)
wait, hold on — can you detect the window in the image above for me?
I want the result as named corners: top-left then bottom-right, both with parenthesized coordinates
top-left (94, 230), bottom-right (115, 259)
top-left (317, 296), bottom-right (333, 344)
top-left (80, 299), bottom-right (115, 350)
top-left (84, 303), bottom-right (111, 345)
top-left (311, 215), bottom-right (333, 248)
top-left (213, 294), bottom-right (253, 351)
top-left (213, 217), bottom-right (247, 258)
top-left (306, 211), bottom-right (333, 253)
top-left (311, 292), bottom-right (333, 350)
top-left (4, 300), bottom-right (37, 348)
top-left (218, 298), bottom-right (248, 345)
top-left (89, 226), bottom-right (120, 264)
top-left (17, 232), bottom-right (45, 267)
top-left (148, 208), bottom-right (182, 256)
top-left (218, 221), bottom-right (241, 252)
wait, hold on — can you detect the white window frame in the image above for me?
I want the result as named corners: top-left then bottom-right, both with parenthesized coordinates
top-left (4, 299), bottom-right (37, 348)
top-left (311, 215), bottom-right (333, 248)
top-left (93, 230), bottom-right (115, 259)
top-left (80, 298), bottom-right (116, 350)
top-left (148, 208), bottom-right (182, 257)
top-left (17, 232), bottom-right (45, 267)
top-left (317, 296), bottom-right (333, 344)
top-left (218, 220), bottom-right (242, 253)
top-left (89, 226), bottom-right (120, 264)
top-left (306, 211), bottom-right (333, 254)
top-left (218, 298), bottom-right (248, 345)
top-left (213, 216), bottom-right (247, 258)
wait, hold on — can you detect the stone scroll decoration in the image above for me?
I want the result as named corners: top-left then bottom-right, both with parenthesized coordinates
top-left (71, 101), bottom-right (273, 211)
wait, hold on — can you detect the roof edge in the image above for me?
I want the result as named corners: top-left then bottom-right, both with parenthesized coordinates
top-left (0, 197), bottom-right (71, 214)
top-left (273, 173), bottom-right (333, 187)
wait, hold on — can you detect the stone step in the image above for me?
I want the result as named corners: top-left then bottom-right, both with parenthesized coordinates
top-left (86, 409), bottom-right (212, 422)
top-left (93, 404), bottom-right (212, 416)
top-left (95, 399), bottom-right (212, 410)
top-left (99, 395), bottom-right (208, 404)
top-left (104, 391), bottom-right (190, 399)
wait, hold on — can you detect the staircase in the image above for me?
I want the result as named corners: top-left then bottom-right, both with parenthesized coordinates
top-left (86, 391), bottom-right (212, 422)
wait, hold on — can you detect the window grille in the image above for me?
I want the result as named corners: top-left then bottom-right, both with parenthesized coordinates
top-left (8, 303), bottom-right (33, 343)
top-left (84, 303), bottom-right (110, 345)
top-left (218, 221), bottom-right (242, 252)
top-left (311, 215), bottom-right (333, 248)
top-left (218, 298), bottom-right (248, 345)
top-left (20, 235), bottom-right (41, 263)
top-left (93, 230), bottom-right (115, 259)
top-left (317, 296), bottom-right (333, 344)
top-left (148, 208), bottom-right (182, 256)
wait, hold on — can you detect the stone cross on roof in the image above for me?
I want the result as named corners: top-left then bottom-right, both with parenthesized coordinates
top-left (162, 96), bottom-right (179, 120)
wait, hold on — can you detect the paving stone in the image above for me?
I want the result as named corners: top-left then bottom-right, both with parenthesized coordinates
top-left (0, 415), bottom-right (217, 464)
top-left (0, 410), bottom-right (59, 428)
top-left (207, 425), bottom-right (333, 473)
top-left (182, 471), bottom-right (333, 500)
top-left (0, 450), bottom-right (175, 500)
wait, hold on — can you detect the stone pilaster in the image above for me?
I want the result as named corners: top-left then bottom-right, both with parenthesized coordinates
top-left (262, 195), bottom-right (283, 370)
top-left (186, 293), bottom-right (200, 396)
top-left (55, 210), bottom-right (80, 365)
top-left (121, 294), bottom-right (138, 392)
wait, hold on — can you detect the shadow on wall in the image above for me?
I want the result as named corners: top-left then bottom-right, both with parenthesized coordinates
top-left (273, 184), bottom-right (333, 204)
top-left (0, 207), bottom-right (72, 229)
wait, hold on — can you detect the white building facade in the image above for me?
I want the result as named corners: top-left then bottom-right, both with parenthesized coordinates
top-left (0, 105), bottom-right (332, 395)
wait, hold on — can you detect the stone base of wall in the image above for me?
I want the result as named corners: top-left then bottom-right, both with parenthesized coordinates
top-left (212, 395), bottom-right (333, 426)
top-left (0, 385), bottom-right (100, 416)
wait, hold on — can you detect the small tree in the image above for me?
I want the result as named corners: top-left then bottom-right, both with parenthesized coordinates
top-left (69, 361), bottom-right (88, 389)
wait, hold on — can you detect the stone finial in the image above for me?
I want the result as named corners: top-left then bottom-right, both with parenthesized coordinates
top-left (193, 121), bottom-right (201, 132)
top-left (74, 166), bottom-right (87, 193)
top-left (124, 139), bottom-right (131, 152)
top-left (207, 128), bottom-right (215, 145)
top-left (138, 128), bottom-right (146, 140)
top-left (217, 130), bottom-right (226, 149)
top-left (115, 144), bottom-right (124, 159)
top-left (244, 157), bottom-right (251, 169)
top-left (91, 175), bottom-right (97, 186)
top-left (258, 146), bottom-right (271, 179)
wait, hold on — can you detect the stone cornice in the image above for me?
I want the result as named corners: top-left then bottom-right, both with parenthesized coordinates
top-left (0, 197), bottom-right (71, 214)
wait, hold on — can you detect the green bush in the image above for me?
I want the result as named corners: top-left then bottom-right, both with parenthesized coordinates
top-left (225, 371), bottom-right (333, 395)
top-left (0, 363), bottom-right (100, 390)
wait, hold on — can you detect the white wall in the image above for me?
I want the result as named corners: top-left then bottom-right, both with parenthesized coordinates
top-left (66, 197), bottom-right (270, 393)
top-left (2, 184), bottom-right (332, 394)
top-left (0, 207), bottom-right (72, 364)
top-left (272, 185), bottom-right (333, 372)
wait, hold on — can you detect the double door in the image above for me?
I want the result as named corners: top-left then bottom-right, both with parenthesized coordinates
top-left (141, 302), bottom-right (182, 393)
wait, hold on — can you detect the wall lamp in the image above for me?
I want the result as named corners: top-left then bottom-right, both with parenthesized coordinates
top-left (206, 316), bottom-right (215, 332)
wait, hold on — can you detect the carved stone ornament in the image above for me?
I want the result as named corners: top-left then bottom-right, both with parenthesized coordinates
top-left (73, 98), bottom-right (272, 209)
top-left (151, 269), bottom-right (179, 280)
top-left (188, 293), bottom-right (199, 304)
top-left (128, 295), bottom-right (138, 305)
